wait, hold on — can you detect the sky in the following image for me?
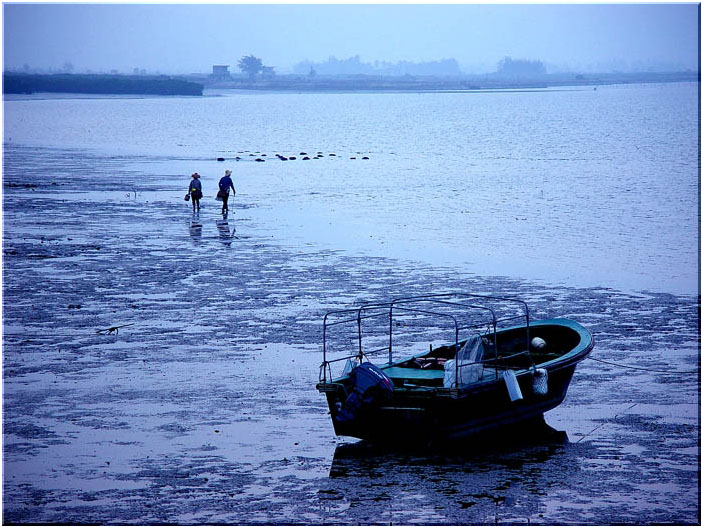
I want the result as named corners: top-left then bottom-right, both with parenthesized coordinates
top-left (2, 2), bottom-right (700, 75)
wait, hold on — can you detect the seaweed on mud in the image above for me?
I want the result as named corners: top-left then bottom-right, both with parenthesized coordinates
top-left (4, 422), bottom-right (60, 440)
top-left (70, 417), bottom-right (132, 430)
top-left (615, 413), bottom-right (698, 439)
top-left (4, 360), bottom-right (106, 378)
top-left (4, 441), bottom-right (57, 455)
top-left (157, 422), bottom-right (191, 436)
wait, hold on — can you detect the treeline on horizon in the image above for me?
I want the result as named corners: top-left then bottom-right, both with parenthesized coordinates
top-left (215, 53), bottom-right (697, 91)
top-left (288, 55), bottom-right (693, 77)
top-left (292, 56), bottom-right (552, 77)
top-left (294, 55), bottom-right (464, 76)
top-left (211, 71), bottom-right (697, 92)
top-left (2, 73), bottom-right (203, 96)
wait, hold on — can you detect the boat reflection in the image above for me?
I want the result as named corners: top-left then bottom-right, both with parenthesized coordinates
top-left (320, 419), bottom-right (581, 525)
top-left (320, 418), bottom-right (580, 523)
top-left (329, 418), bottom-right (569, 479)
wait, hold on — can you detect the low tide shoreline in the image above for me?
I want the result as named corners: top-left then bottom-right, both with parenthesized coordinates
top-left (2, 144), bottom-right (699, 524)
top-left (3, 70), bottom-right (697, 96)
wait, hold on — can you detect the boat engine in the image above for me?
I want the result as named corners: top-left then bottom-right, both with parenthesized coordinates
top-left (335, 362), bottom-right (394, 423)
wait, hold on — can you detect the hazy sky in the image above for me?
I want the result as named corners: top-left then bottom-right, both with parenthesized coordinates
top-left (3, 3), bottom-right (699, 74)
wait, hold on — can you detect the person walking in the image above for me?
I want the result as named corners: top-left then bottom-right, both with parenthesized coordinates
top-left (218, 169), bottom-right (236, 214)
top-left (188, 172), bottom-right (203, 212)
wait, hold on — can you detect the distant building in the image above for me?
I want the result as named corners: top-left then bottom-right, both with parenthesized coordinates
top-left (261, 66), bottom-right (276, 79)
top-left (211, 65), bottom-right (231, 81)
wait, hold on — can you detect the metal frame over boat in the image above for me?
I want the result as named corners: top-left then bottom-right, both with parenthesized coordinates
top-left (316, 293), bottom-right (594, 443)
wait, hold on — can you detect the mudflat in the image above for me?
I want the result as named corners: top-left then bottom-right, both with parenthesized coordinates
top-left (3, 145), bottom-right (698, 524)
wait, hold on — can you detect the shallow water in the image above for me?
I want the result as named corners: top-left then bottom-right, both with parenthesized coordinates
top-left (2, 84), bottom-right (700, 524)
top-left (4, 83), bottom-right (699, 294)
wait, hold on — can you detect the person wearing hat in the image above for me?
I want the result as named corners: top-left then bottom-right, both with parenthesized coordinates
top-left (188, 172), bottom-right (203, 212)
top-left (218, 169), bottom-right (236, 215)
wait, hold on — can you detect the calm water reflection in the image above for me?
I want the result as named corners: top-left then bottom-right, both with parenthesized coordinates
top-left (189, 213), bottom-right (202, 241)
top-left (320, 421), bottom-right (578, 524)
top-left (216, 215), bottom-right (235, 245)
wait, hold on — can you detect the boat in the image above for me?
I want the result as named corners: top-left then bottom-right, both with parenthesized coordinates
top-left (316, 293), bottom-right (594, 444)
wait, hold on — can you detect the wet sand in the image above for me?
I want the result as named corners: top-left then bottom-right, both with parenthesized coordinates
top-left (2, 145), bottom-right (699, 524)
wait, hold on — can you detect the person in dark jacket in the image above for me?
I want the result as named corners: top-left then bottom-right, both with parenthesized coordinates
top-left (218, 169), bottom-right (236, 214)
top-left (188, 172), bottom-right (203, 212)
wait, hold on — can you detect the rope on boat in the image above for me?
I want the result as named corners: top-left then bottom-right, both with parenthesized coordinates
top-left (575, 402), bottom-right (638, 444)
top-left (587, 356), bottom-right (698, 375)
top-left (95, 323), bottom-right (135, 335)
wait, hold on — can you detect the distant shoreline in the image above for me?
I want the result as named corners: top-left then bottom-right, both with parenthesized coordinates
top-left (2, 73), bottom-right (204, 96)
top-left (197, 70), bottom-right (698, 93)
top-left (2, 71), bottom-right (697, 97)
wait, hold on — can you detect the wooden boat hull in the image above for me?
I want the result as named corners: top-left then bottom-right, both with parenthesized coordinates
top-left (318, 318), bottom-right (593, 443)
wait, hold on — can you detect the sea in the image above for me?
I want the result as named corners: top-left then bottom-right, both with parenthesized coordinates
top-left (2, 82), bottom-right (700, 524)
top-left (4, 82), bottom-right (699, 295)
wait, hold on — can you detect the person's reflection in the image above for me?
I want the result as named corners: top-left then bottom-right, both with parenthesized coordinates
top-left (189, 213), bottom-right (202, 242)
top-left (216, 215), bottom-right (235, 246)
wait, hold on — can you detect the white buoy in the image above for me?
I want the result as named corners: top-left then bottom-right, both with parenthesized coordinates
top-left (503, 370), bottom-right (523, 401)
top-left (531, 337), bottom-right (547, 350)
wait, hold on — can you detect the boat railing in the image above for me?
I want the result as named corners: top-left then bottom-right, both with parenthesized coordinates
top-left (320, 293), bottom-right (533, 384)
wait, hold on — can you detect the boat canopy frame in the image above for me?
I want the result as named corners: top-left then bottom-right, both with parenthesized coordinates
top-left (320, 293), bottom-right (534, 383)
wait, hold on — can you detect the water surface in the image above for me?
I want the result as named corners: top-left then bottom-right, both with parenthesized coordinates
top-left (4, 83), bottom-right (699, 294)
top-left (2, 84), bottom-right (699, 524)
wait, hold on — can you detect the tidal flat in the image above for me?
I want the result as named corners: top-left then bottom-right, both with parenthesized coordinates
top-left (2, 145), bottom-right (699, 524)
